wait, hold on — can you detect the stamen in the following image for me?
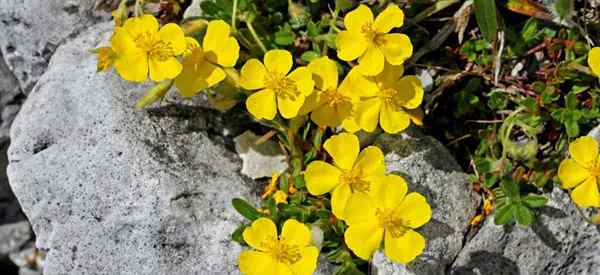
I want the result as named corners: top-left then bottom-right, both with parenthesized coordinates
top-left (340, 169), bottom-right (370, 193)
top-left (376, 208), bottom-right (410, 238)
top-left (135, 32), bottom-right (175, 61)
top-left (264, 72), bottom-right (300, 100)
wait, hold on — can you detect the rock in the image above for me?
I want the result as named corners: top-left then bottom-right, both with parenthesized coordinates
top-left (7, 21), bottom-right (262, 274)
top-left (371, 129), bottom-right (480, 274)
top-left (184, 0), bottom-right (204, 19)
top-left (0, 51), bottom-right (24, 141)
top-left (0, 221), bottom-right (30, 255)
top-left (234, 131), bottom-right (288, 179)
top-left (0, 0), bottom-right (107, 93)
top-left (450, 187), bottom-right (600, 275)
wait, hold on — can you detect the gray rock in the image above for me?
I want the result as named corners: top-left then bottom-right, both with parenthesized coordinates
top-left (371, 130), bottom-right (480, 274)
top-left (0, 0), bottom-right (107, 93)
top-left (7, 21), bottom-right (261, 274)
top-left (450, 187), bottom-right (600, 275)
top-left (0, 51), bottom-right (24, 141)
top-left (234, 130), bottom-right (288, 179)
top-left (184, 0), bottom-right (204, 19)
top-left (0, 221), bottom-right (30, 255)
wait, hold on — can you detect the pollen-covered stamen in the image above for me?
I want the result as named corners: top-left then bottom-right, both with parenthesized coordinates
top-left (589, 161), bottom-right (600, 177)
top-left (340, 169), bottom-right (370, 193)
top-left (360, 23), bottom-right (386, 46)
top-left (376, 208), bottom-right (410, 238)
top-left (262, 237), bottom-right (302, 265)
top-left (135, 32), bottom-right (175, 61)
top-left (264, 72), bottom-right (300, 100)
top-left (323, 88), bottom-right (351, 107)
top-left (380, 88), bottom-right (407, 111)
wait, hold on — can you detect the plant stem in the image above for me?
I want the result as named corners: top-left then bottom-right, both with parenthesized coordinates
top-left (322, 4), bottom-right (340, 55)
top-left (134, 0), bottom-right (145, 16)
top-left (231, 0), bottom-right (238, 32)
top-left (246, 20), bottom-right (267, 54)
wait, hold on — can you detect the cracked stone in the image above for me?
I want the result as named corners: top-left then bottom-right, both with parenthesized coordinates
top-left (234, 130), bottom-right (288, 179)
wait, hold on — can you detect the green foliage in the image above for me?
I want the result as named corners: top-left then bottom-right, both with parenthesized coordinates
top-left (494, 179), bottom-right (547, 226)
top-left (473, 0), bottom-right (498, 42)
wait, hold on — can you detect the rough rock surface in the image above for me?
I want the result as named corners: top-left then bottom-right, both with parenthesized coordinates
top-left (7, 21), bottom-right (260, 274)
top-left (371, 131), bottom-right (480, 275)
top-left (450, 187), bottom-right (600, 275)
top-left (0, 0), bottom-right (106, 93)
top-left (234, 130), bottom-right (288, 179)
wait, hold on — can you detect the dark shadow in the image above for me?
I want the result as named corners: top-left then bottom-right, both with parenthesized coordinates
top-left (531, 219), bottom-right (562, 252)
top-left (538, 206), bottom-right (567, 219)
top-left (451, 251), bottom-right (521, 275)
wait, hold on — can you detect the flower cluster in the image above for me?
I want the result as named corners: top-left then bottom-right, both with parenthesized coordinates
top-left (558, 136), bottom-right (600, 208)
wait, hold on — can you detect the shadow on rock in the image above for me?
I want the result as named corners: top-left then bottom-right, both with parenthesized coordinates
top-left (452, 251), bottom-right (521, 275)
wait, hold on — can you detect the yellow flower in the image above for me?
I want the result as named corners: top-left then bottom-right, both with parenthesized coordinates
top-left (239, 218), bottom-right (319, 275)
top-left (588, 47), bottom-right (600, 76)
top-left (336, 4), bottom-right (412, 76)
top-left (182, 37), bottom-right (200, 57)
top-left (353, 63), bottom-right (424, 134)
top-left (111, 15), bottom-right (186, 82)
top-left (304, 133), bottom-right (385, 219)
top-left (262, 172), bottom-right (280, 199)
top-left (174, 20), bottom-right (240, 97)
top-left (93, 47), bottom-right (117, 72)
top-left (273, 191), bottom-right (288, 204)
top-left (344, 174), bottom-right (431, 263)
top-left (557, 136), bottom-right (600, 208)
top-left (240, 49), bottom-right (314, 120)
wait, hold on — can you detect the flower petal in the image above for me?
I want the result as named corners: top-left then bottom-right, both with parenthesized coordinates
top-left (307, 57), bottom-right (338, 90)
top-left (123, 14), bottom-right (158, 37)
top-left (275, 262), bottom-right (294, 275)
top-left (288, 67), bottom-right (314, 96)
top-left (148, 57), bottom-right (182, 81)
top-left (396, 76), bottom-right (424, 109)
top-left (377, 174), bottom-right (408, 209)
top-left (394, 192), bottom-right (432, 229)
top-left (380, 105), bottom-right (411, 134)
top-left (343, 191), bottom-right (379, 225)
top-left (342, 116), bottom-right (361, 133)
top-left (588, 47), bottom-right (600, 77)
top-left (331, 183), bottom-right (352, 220)
top-left (344, 68), bottom-right (379, 97)
top-left (344, 4), bottom-right (373, 32)
top-left (277, 94), bottom-right (305, 119)
top-left (203, 20), bottom-right (239, 67)
top-left (336, 31), bottom-right (367, 61)
top-left (246, 89), bottom-right (277, 120)
top-left (384, 229), bottom-right (425, 264)
top-left (354, 146), bottom-right (385, 182)
top-left (380, 33), bottom-right (413, 66)
top-left (238, 251), bottom-right (276, 275)
top-left (323, 133), bottom-right (359, 170)
top-left (298, 92), bottom-right (319, 116)
top-left (281, 219), bottom-right (312, 247)
top-left (311, 104), bottom-right (341, 128)
top-left (240, 59), bottom-right (267, 90)
top-left (375, 63), bottom-right (404, 86)
top-left (355, 98), bottom-right (382, 132)
top-left (345, 222), bottom-right (384, 260)
top-left (264, 49), bottom-right (293, 75)
top-left (242, 217), bottom-right (277, 251)
top-left (305, 161), bottom-right (342, 195)
top-left (569, 136), bottom-right (599, 167)
top-left (202, 20), bottom-right (230, 52)
top-left (557, 159), bottom-right (590, 189)
top-left (175, 50), bottom-right (225, 97)
top-left (357, 46), bottom-right (385, 76)
top-left (158, 23), bottom-right (186, 55)
top-left (111, 27), bottom-right (138, 55)
top-left (290, 247), bottom-right (319, 275)
top-left (374, 4), bottom-right (404, 33)
top-left (571, 176), bottom-right (600, 208)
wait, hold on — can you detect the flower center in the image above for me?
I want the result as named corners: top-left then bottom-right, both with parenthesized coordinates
top-left (340, 169), bottom-right (370, 193)
top-left (264, 72), bottom-right (300, 100)
top-left (323, 88), bottom-right (350, 107)
top-left (379, 88), bottom-right (406, 111)
top-left (135, 32), bottom-right (175, 61)
top-left (263, 238), bottom-right (302, 265)
top-left (361, 23), bottom-right (386, 46)
top-left (589, 162), bottom-right (600, 177)
top-left (376, 208), bottom-right (409, 238)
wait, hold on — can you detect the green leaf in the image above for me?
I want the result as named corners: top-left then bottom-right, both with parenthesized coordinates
top-left (514, 203), bottom-right (534, 226)
top-left (231, 224), bottom-right (248, 244)
top-left (335, 0), bottom-right (353, 10)
top-left (494, 204), bottom-right (514, 225)
top-left (301, 51), bottom-right (320, 63)
top-left (523, 194), bottom-right (548, 208)
top-left (232, 198), bottom-right (261, 221)
top-left (555, 0), bottom-right (573, 20)
top-left (136, 80), bottom-right (172, 109)
top-left (488, 91), bottom-right (508, 110)
top-left (474, 0), bottom-right (498, 42)
top-left (274, 28), bottom-right (295, 45)
top-left (565, 93), bottom-right (578, 110)
top-left (500, 179), bottom-right (520, 199)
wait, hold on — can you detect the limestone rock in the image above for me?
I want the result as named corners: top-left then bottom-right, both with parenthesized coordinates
top-left (234, 131), bottom-right (288, 179)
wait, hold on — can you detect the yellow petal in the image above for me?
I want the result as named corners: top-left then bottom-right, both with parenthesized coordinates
top-left (281, 219), bottom-right (312, 247)
top-left (264, 49), bottom-right (293, 75)
top-left (246, 89), bottom-right (277, 120)
top-left (290, 247), bottom-right (319, 275)
top-left (569, 136), bottom-right (599, 167)
top-left (242, 218), bottom-right (277, 251)
top-left (305, 161), bottom-right (342, 195)
top-left (357, 46), bottom-right (385, 76)
top-left (377, 174), bottom-right (408, 209)
top-left (298, 91), bottom-right (319, 115)
top-left (375, 62), bottom-right (404, 86)
top-left (588, 47), bottom-right (600, 77)
top-left (203, 20), bottom-right (239, 67)
top-left (240, 59), bottom-right (267, 90)
top-left (341, 116), bottom-right (361, 133)
top-left (571, 176), bottom-right (600, 208)
top-left (183, 37), bottom-right (200, 56)
top-left (394, 192), bottom-right (432, 228)
top-left (175, 50), bottom-right (226, 97)
top-left (344, 4), bottom-right (373, 32)
top-left (380, 105), bottom-right (410, 134)
top-left (110, 27), bottom-right (138, 55)
top-left (311, 105), bottom-right (340, 128)
top-left (557, 159), bottom-right (590, 189)
top-left (287, 67), bottom-right (314, 96)
top-left (114, 52), bottom-right (148, 83)
top-left (202, 20), bottom-right (230, 52)
top-left (123, 14), bottom-right (158, 37)
top-left (239, 251), bottom-right (276, 275)
top-left (307, 57), bottom-right (338, 90)
top-left (384, 229), bottom-right (425, 264)
top-left (343, 191), bottom-right (378, 225)
top-left (158, 23), bottom-right (186, 55)
top-left (323, 133), bottom-right (359, 170)
top-left (406, 108), bottom-right (424, 126)
top-left (356, 98), bottom-right (382, 132)
top-left (396, 76), bottom-right (424, 109)
top-left (275, 262), bottom-right (294, 275)
top-left (148, 56), bottom-right (182, 81)
top-left (354, 146), bottom-right (385, 181)
top-left (344, 223), bottom-right (384, 260)
top-left (374, 4), bottom-right (404, 33)
top-left (331, 183), bottom-right (352, 220)
top-left (380, 33), bottom-right (413, 66)
top-left (344, 68), bottom-right (379, 97)
top-left (277, 94), bottom-right (305, 119)
top-left (336, 31), bottom-right (367, 61)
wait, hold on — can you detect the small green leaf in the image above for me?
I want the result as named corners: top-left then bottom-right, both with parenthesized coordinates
top-left (136, 80), bottom-right (172, 109)
top-left (488, 91), bottom-right (508, 110)
top-left (335, 0), bottom-right (353, 10)
top-left (555, 0), bottom-right (573, 20)
top-left (301, 51), bottom-right (320, 63)
top-left (514, 203), bottom-right (534, 226)
top-left (565, 93), bottom-right (578, 110)
top-left (494, 204), bottom-right (514, 225)
top-left (523, 194), bottom-right (548, 208)
top-left (474, 0), bottom-right (498, 42)
top-left (274, 28), bottom-right (295, 45)
top-left (231, 224), bottom-right (248, 244)
top-left (232, 198), bottom-right (261, 221)
top-left (500, 179), bottom-right (520, 199)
